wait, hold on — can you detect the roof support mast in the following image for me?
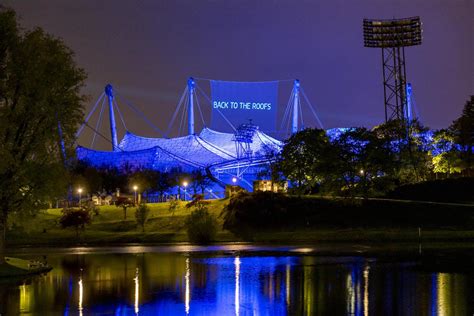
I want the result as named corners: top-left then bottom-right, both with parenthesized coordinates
top-left (188, 77), bottom-right (195, 135)
top-left (105, 84), bottom-right (119, 151)
top-left (291, 79), bottom-right (300, 134)
top-left (405, 83), bottom-right (413, 122)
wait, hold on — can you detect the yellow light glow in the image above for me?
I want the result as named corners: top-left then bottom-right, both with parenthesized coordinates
top-left (78, 278), bottom-right (83, 316)
top-left (19, 283), bottom-right (31, 313)
top-left (134, 268), bottom-right (139, 315)
top-left (363, 265), bottom-right (369, 316)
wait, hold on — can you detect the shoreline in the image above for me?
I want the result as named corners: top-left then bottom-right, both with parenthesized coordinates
top-left (6, 228), bottom-right (474, 249)
top-left (6, 241), bottom-right (474, 262)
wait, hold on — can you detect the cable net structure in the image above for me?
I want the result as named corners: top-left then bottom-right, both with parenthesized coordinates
top-left (75, 78), bottom-right (321, 191)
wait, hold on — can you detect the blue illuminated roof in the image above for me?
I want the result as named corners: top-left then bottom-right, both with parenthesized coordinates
top-left (77, 128), bottom-right (282, 172)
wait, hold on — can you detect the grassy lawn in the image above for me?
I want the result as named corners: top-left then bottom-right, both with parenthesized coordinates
top-left (5, 197), bottom-right (474, 247)
top-left (7, 199), bottom-right (234, 246)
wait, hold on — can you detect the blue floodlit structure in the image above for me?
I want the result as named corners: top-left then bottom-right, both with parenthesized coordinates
top-left (76, 78), bottom-right (317, 192)
top-left (75, 79), bottom-right (434, 193)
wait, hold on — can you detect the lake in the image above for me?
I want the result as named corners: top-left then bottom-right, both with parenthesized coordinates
top-left (1, 244), bottom-right (473, 315)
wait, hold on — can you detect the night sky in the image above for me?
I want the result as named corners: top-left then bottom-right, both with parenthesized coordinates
top-left (5, 0), bottom-right (473, 149)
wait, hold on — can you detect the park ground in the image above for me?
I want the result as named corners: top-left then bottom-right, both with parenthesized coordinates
top-left (5, 197), bottom-right (474, 248)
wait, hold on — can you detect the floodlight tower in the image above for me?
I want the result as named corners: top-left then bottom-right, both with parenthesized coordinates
top-left (363, 17), bottom-right (422, 123)
top-left (105, 84), bottom-right (119, 151)
top-left (187, 77), bottom-right (195, 135)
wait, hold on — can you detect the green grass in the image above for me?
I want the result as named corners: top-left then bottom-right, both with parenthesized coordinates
top-left (7, 199), bottom-right (233, 246)
top-left (5, 197), bottom-right (474, 247)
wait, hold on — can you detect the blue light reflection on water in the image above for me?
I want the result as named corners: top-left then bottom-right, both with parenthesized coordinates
top-left (1, 251), bottom-right (472, 315)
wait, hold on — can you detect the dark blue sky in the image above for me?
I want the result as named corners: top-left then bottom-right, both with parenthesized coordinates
top-left (5, 0), bottom-right (473, 146)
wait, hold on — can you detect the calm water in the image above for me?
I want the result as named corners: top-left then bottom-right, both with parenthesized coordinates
top-left (1, 244), bottom-right (473, 315)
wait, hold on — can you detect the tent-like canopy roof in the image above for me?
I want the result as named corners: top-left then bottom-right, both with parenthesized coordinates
top-left (77, 128), bottom-right (282, 172)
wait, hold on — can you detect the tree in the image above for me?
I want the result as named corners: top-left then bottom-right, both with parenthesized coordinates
top-left (59, 207), bottom-right (91, 240)
top-left (372, 119), bottom-right (432, 184)
top-left (168, 197), bottom-right (179, 216)
top-left (257, 148), bottom-right (285, 192)
top-left (431, 129), bottom-right (462, 176)
top-left (191, 170), bottom-right (212, 195)
top-left (168, 167), bottom-right (190, 199)
top-left (156, 171), bottom-right (171, 198)
top-left (185, 195), bottom-right (217, 244)
top-left (279, 128), bottom-right (331, 194)
top-left (135, 203), bottom-right (150, 232)
top-left (129, 169), bottom-right (161, 194)
top-left (450, 96), bottom-right (474, 176)
top-left (0, 9), bottom-right (86, 261)
top-left (115, 196), bottom-right (134, 220)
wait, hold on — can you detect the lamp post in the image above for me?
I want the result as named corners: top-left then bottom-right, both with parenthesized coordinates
top-left (77, 188), bottom-right (83, 207)
top-left (133, 185), bottom-right (138, 205)
top-left (182, 181), bottom-right (188, 201)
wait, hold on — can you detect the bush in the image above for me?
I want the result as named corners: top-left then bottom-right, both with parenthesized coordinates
top-left (222, 191), bottom-right (474, 234)
top-left (135, 204), bottom-right (150, 232)
top-left (185, 195), bottom-right (217, 244)
top-left (387, 177), bottom-right (474, 203)
top-left (168, 197), bottom-right (179, 216)
top-left (59, 207), bottom-right (92, 239)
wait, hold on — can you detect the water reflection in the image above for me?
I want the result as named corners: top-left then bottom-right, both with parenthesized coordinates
top-left (185, 257), bottom-right (190, 315)
top-left (0, 252), bottom-right (473, 315)
top-left (134, 268), bottom-right (139, 315)
top-left (78, 277), bottom-right (83, 316)
top-left (234, 256), bottom-right (240, 316)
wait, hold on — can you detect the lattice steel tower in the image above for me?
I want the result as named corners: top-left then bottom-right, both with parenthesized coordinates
top-left (363, 17), bottom-right (422, 123)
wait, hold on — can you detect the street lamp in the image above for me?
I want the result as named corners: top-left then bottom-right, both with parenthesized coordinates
top-left (133, 185), bottom-right (138, 204)
top-left (77, 188), bottom-right (83, 206)
top-left (232, 177), bottom-right (237, 184)
top-left (182, 181), bottom-right (188, 201)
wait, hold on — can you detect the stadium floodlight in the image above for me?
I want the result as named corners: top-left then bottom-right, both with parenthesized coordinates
top-left (363, 17), bottom-right (422, 48)
top-left (363, 17), bottom-right (422, 123)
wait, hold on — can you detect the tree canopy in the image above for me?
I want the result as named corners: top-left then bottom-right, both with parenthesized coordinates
top-left (0, 8), bottom-right (86, 260)
top-left (450, 96), bottom-right (474, 176)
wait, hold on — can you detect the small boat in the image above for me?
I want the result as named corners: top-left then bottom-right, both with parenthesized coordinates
top-left (0, 257), bottom-right (52, 278)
